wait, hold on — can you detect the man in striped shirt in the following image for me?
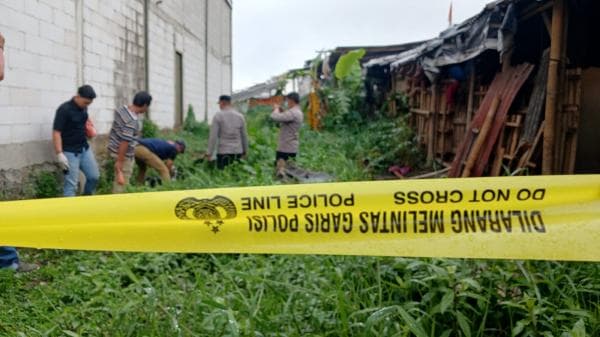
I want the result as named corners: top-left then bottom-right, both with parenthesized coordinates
top-left (107, 91), bottom-right (152, 193)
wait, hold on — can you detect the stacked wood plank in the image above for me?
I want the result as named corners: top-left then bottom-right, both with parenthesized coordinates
top-left (449, 63), bottom-right (535, 177)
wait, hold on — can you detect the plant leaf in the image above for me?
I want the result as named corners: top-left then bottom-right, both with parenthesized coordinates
top-left (396, 306), bottom-right (428, 337)
top-left (456, 310), bottom-right (472, 337)
top-left (335, 49), bottom-right (366, 80)
top-left (440, 291), bottom-right (455, 313)
top-left (571, 319), bottom-right (586, 337)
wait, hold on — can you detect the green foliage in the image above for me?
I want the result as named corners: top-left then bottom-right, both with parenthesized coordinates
top-left (335, 48), bottom-right (366, 80)
top-left (3, 252), bottom-right (598, 336)
top-left (30, 171), bottom-right (61, 198)
top-left (96, 158), bottom-right (115, 195)
top-left (358, 117), bottom-right (423, 171)
top-left (183, 104), bottom-right (208, 135)
top-left (321, 49), bottom-right (367, 129)
top-left (141, 117), bottom-right (159, 138)
top-left (1, 107), bottom-right (597, 337)
top-left (384, 92), bottom-right (411, 117)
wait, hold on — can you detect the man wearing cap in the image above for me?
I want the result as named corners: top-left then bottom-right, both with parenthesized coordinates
top-left (271, 92), bottom-right (303, 163)
top-left (52, 84), bottom-right (101, 197)
top-left (108, 91), bottom-right (152, 193)
top-left (206, 95), bottom-right (249, 169)
top-left (134, 138), bottom-right (186, 185)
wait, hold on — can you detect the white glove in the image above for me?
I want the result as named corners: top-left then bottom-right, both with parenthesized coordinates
top-left (57, 152), bottom-right (70, 171)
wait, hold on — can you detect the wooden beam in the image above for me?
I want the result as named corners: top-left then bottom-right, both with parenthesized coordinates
top-left (520, 1), bottom-right (553, 21)
top-left (542, 12), bottom-right (552, 37)
top-left (466, 70), bottom-right (475, 127)
top-left (410, 108), bottom-right (431, 116)
top-left (427, 85), bottom-right (437, 164)
top-left (543, 0), bottom-right (566, 175)
top-left (462, 97), bottom-right (501, 177)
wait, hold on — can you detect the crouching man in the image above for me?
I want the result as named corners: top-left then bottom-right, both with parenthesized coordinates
top-left (135, 138), bottom-right (186, 185)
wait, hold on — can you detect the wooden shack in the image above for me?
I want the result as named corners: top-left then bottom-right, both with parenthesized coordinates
top-left (365, 0), bottom-right (600, 176)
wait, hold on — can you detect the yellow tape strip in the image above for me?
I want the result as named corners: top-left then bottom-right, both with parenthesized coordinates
top-left (1, 175), bottom-right (599, 261)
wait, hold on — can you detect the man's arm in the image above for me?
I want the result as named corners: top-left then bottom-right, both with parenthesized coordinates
top-left (0, 32), bottom-right (5, 81)
top-left (165, 159), bottom-right (174, 171)
top-left (270, 108), bottom-right (296, 123)
top-left (52, 130), bottom-right (63, 154)
top-left (115, 141), bottom-right (129, 172)
top-left (114, 117), bottom-right (138, 172)
top-left (52, 129), bottom-right (70, 171)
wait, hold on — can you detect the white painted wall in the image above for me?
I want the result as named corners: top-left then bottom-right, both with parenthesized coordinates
top-left (0, 0), bottom-right (232, 170)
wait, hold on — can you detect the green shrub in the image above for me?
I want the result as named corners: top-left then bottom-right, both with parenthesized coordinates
top-left (141, 117), bottom-right (159, 138)
top-left (96, 158), bottom-right (115, 194)
top-left (321, 49), bottom-right (367, 130)
top-left (31, 171), bottom-right (60, 198)
top-left (359, 117), bottom-right (423, 172)
top-left (183, 104), bottom-right (208, 135)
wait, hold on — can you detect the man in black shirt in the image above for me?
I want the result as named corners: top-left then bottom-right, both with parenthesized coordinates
top-left (52, 85), bottom-right (100, 197)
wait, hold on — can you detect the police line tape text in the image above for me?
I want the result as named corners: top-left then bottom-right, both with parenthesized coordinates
top-left (246, 210), bottom-right (546, 234)
top-left (241, 193), bottom-right (355, 211)
top-left (394, 188), bottom-right (546, 205)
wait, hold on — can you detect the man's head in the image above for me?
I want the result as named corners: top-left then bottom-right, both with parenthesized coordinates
top-left (175, 140), bottom-right (186, 154)
top-left (132, 91), bottom-right (152, 114)
top-left (218, 95), bottom-right (232, 110)
top-left (74, 85), bottom-right (96, 109)
top-left (286, 92), bottom-right (300, 108)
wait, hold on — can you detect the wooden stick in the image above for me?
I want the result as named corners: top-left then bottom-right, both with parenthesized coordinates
top-left (543, 0), bottom-right (566, 174)
top-left (509, 115), bottom-right (523, 156)
top-left (491, 147), bottom-right (506, 177)
top-left (411, 168), bottom-right (450, 179)
top-left (518, 121), bottom-right (545, 170)
top-left (466, 70), bottom-right (475, 125)
top-left (427, 85), bottom-right (437, 164)
top-left (462, 96), bottom-right (501, 177)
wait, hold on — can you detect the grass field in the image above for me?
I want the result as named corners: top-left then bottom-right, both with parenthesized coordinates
top-left (1, 108), bottom-right (598, 336)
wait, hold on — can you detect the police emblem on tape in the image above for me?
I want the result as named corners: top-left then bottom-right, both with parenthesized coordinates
top-left (175, 196), bottom-right (237, 234)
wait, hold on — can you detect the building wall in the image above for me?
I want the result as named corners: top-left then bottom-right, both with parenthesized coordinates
top-left (0, 0), bottom-right (232, 171)
top-left (0, 0), bottom-right (79, 169)
top-left (206, 0), bottom-right (232, 121)
top-left (82, 0), bottom-right (146, 135)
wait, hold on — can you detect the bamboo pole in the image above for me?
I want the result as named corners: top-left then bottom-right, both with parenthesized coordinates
top-left (466, 70), bottom-right (475, 126)
top-left (427, 84), bottom-right (437, 164)
top-left (462, 96), bottom-right (501, 177)
top-left (542, 0), bottom-right (566, 175)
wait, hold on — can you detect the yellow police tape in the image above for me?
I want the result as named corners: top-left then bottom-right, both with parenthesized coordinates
top-left (1, 175), bottom-right (599, 261)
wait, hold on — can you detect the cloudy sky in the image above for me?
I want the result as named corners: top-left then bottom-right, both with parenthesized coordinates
top-left (232, 0), bottom-right (492, 91)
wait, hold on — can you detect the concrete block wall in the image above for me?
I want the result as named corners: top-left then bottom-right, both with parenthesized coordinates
top-left (0, 0), bottom-right (232, 171)
top-left (82, 0), bottom-right (146, 134)
top-left (0, 0), bottom-right (79, 169)
top-left (206, 0), bottom-right (232, 122)
top-left (148, 0), bottom-right (232, 126)
top-left (147, 7), bottom-right (177, 128)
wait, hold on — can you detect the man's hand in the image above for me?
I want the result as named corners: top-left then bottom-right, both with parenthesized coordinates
top-left (114, 160), bottom-right (125, 185)
top-left (114, 160), bottom-right (123, 172)
top-left (205, 153), bottom-right (213, 161)
top-left (273, 104), bottom-right (281, 112)
top-left (0, 32), bottom-right (5, 50)
top-left (116, 170), bottom-right (126, 186)
top-left (57, 152), bottom-right (70, 171)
